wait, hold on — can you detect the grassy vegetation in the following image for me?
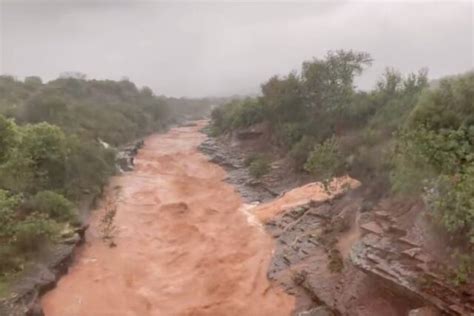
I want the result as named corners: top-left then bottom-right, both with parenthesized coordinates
top-left (210, 50), bottom-right (473, 250)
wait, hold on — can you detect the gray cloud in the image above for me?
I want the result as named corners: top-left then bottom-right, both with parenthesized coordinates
top-left (1, 0), bottom-right (472, 97)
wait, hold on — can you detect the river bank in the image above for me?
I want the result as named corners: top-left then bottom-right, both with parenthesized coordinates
top-left (203, 124), bottom-right (474, 315)
top-left (10, 119), bottom-right (470, 316)
top-left (0, 140), bottom-right (145, 316)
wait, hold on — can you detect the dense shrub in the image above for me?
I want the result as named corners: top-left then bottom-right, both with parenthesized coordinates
top-left (0, 192), bottom-right (22, 276)
top-left (29, 191), bottom-right (76, 223)
top-left (0, 245), bottom-right (20, 276)
top-left (13, 213), bottom-right (60, 252)
top-left (0, 115), bottom-right (17, 163)
top-left (289, 135), bottom-right (316, 169)
top-left (425, 169), bottom-right (474, 242)
top-left (275, 122), bottom-right (306, 148)
top-left (393, 73), bottom-right (474, 244)
top-left (408, 72), bottom-right (473, 130)
top-left (0, 122), bottom-right (68, 193)
top-left (211, 98), bottom-right (264, 134)
top-left (304, 137), bottom-right (344, 180)
top-left (64, 137), bottom-right (116, 199)
top-left (0, 190), bottom-right (20, 238)
top-left (247, 154), bottom-right (271, 179)
top-left (261, 73), bottom-right (306, 128)
top-left (230, 98), bottom-right (265, 129)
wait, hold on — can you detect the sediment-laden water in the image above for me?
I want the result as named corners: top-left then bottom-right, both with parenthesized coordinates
top-left (41, 121), bottom-right (294, 316)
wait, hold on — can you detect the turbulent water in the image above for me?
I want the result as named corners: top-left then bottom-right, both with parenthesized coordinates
top-left (41, 121), bottom-right (293, 316)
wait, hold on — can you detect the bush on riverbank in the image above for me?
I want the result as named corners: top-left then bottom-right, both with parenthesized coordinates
top-left (0, 189), bottom-right (61, 279)
top-left (211, 98), bottom-right (265, 135)
top-left (392, 72), bottom-right (474, 243)
top-left (28, 191), bottom-right (77, 223)
top-left (304, 136), bottom-right (344, 181)
top-left (248, 155), bottom-right (271, 179)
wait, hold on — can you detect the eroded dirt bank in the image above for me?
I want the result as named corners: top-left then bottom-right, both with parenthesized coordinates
top-left (41, 121), bottom-right (294, 316)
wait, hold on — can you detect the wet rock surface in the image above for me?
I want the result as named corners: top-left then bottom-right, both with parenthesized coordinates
top-left (116, 139), bottom-right (145, 171)
top-left (263, 190), bottom-right (423, 315)
top-left (199, 137), bottom-right (279, 202)
top-left (265, 188), bottom-right (474, 315)
top-left (351, 200), bottom-right (474, 315)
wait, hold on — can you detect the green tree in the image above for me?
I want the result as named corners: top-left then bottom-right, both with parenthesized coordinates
top-left (301, 50), bottom-right (372, 114)
top-left (23, 95), bottom-right (67, 124)
top-left (304, 136), bottom-right (344, 180)
top-left (64, 137), bottom-right (116, 199)
top-left (20, 123), bottom-right (68, 191)
top-left (0, 122), bottom-right (68, 193)
top-left (261, 73), bottom-right (305, 127)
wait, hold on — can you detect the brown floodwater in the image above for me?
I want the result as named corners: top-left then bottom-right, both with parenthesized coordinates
top-left (41, 121), bottom-right (294, 316)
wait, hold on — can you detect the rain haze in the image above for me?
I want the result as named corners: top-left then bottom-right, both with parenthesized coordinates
top-left (0, 0), bottom-right (472, 97)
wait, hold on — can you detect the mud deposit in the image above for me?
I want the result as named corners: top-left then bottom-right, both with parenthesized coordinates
top-left (41, 121), bottom-right (294, 316)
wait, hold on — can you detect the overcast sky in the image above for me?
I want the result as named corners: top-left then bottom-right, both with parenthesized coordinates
top-left (0, 1), bottom-right (472, 97)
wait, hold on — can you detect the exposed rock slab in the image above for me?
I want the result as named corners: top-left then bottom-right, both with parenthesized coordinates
top-left (199, 137), bottom-right (279, 202)
top-left (351, 199), bottom-right (474, 316)
top-left (265, 190), bottom-right (423, 315)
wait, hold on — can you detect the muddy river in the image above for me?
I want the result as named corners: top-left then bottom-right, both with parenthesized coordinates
top-left (41, 121), bottom-right (294, 316)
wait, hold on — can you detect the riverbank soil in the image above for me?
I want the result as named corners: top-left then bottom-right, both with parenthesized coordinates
top-left (41, 121), bottom-right (294, 316)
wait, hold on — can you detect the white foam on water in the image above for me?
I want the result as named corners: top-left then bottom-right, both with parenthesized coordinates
top-left (238, 201), bottom-right (262, 230)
